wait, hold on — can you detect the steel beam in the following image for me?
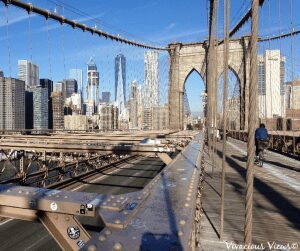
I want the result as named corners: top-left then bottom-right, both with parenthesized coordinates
top-left (157, 153), bottom-right (173, 165)
top-left (0, 142), bottom-right (176, 154)
top-left (40, 212), bottom-right (91, 251)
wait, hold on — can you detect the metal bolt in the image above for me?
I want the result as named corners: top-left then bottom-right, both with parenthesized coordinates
top-left (186, 197), bottom-right (191, 201)
top-left (187, 193), bottom-right (191, 196)
top-left (138, 197), bottom-right (141, 200)
top-left (184, 203), bottom-right (189, 207)
top-left (64, 196), bottom-right (68, 199)
top-left (114, 219), bottom-right (121, 224)
top-left (6, 189), bottom-right (10, 192)
top-left (179, 220), bottom-right (186, 226)
top-left (123, 211), bottom-right (128, 215)
top-left (178, 231), bottom-right (183, 236)
top-left (113, 242), bottom-right (122, 250)
top-left (98, 235), bottom-right (106, 241)
top-left (87, 245), bottom-right (97, 251)
top-left (18, 190), bottom-right (22, 194)
top-left (104, 229), bottom-right (112, 236)
top-left (25, 191), bottom-right (29, 195)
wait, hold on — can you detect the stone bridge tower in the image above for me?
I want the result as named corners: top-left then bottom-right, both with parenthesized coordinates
top-left (168, 36), bottom-right (251, 130)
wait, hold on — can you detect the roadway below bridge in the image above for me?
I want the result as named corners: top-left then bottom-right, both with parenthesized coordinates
top-left (199, 137), bottom-right (300, 250)
top-left (0, 156), bottom-right (166, 251)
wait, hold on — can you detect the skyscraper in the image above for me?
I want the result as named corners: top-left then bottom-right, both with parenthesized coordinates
top-left (54, 79), bottom-right (77, 101)
top-left (0, 77), bottom-right (25, 130)
top-left (144, 51), bottom-right (159, 108)
top-left (51, 92), bottom-right (64, 130)
top-left (102, 91), bottom-right (111, 103)
top-left (40, 79), bottom-right (53, 129)
top-left (152, 105), bottom-right (169, 130)
top-left (115, 54), bottom-right (126, 117)
top-left (129, 81), bottom-right (143, 129)
top-left (143, 50), bottom-right (159, 129)
top-left (0, 70), bottom-right (3, 77)
top-left (183, 87), bottom-right (191, 116)
top-left (25, 90), bottom-right (33, 130)
top-left (65, 79), bottom-right (78, 98)
top-left (33, 86), bottom-right (48, 131)
top-left (69, 69), bottom-right (83, 93)
top-left (115, 54), bottom-right (126, 101)
top-left (54, 81), bottom-right (64, 93)
top-left (18, 60), bottom-right (39, 90)
top-left (258, 50), bottom-right (285, 119)
top-left (86, 57), bottom-right (99, 114)
top-left (99, 104), bottom-right (118, 131)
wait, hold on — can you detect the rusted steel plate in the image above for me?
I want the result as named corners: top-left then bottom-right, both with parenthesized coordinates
top-left (83, 133), bottom-right (204, 250)
top-left (0, 185), bottom-right (103, 217)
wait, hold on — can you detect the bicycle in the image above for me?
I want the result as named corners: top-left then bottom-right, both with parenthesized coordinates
top-left (256, 140), bottom-right (268, 167)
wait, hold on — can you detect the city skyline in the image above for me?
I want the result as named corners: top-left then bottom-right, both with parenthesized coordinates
top-left (0, 0), bottom-right (299, 119)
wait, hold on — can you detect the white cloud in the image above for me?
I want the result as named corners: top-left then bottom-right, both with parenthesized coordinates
top-left (166, 23), bottom-right (175, 30)
top-left (154, 29), bottom-right (208, 43)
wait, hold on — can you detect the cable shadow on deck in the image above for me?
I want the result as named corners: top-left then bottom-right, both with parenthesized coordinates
top-left (216, 149), bottom-right (300, 231)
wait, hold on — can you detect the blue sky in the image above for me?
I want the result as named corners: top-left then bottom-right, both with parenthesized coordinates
top-left (0, 0), bottom-right (299, 116)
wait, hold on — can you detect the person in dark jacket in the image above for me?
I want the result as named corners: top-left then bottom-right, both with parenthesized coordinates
top-left (255, 123), bottom-right (268, 157)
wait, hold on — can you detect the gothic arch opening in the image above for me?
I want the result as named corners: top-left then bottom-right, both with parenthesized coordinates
top-left (217, 68), bottom-right (241, 131)
top-left (183, 69), bottom-right (205, 130)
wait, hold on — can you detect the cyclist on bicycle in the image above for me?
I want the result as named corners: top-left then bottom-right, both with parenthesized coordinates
top-left (255, 123), bottom-right (269, 159)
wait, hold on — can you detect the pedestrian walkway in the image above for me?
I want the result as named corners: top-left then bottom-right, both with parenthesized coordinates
top-left (199, 138), bottom-right (300, 251)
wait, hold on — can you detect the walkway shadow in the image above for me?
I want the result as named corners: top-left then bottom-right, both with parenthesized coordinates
top-left (216, 149), bottom-right (300, 230)
top-left (140, 172), bottom-right (183, 250)
top-left (140, 232), bottom-right (182, 251)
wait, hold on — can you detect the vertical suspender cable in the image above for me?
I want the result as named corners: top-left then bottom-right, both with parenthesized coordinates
top-left (220, 0), bottom-right (230, 240)
top-left (289, 0), bottom-right (296, 154)
top-left (207, 0), bottom-right (218, 173)
top-left (267, 0), bottom-right (272, 128)
top-left (211, 0), bottom-right (219, 176)
top-left (245, 0), bottom-right (259, 246)
top-left (278, 0), bottom-right (284, 130)
top-left (5, 5), bottom-right (12, 77)
top-left (83, 30), bottom-right (88, 101)
top-left (28, 12), bottom-right (33, 63)
top-left (46, 18), bottom-right (53, 81)
top-left (61, 23), bottom-right (67, 80)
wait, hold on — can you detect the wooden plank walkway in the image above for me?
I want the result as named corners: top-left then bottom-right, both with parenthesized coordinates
top-left (199, 139), bottom-right (300, 251)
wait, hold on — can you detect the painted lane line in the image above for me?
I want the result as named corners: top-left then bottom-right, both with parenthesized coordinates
top-left (227, 141), bottom-right (300, 193)
top-left (0, 218), bottom-right (13, 226)
top-left (23, 233), bottom-right (49, 251)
